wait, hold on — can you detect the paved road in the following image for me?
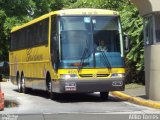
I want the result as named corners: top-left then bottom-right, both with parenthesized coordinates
top-left (0, 81), bottom-right (160, 120)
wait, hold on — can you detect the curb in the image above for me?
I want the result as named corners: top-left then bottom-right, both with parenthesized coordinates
top-left (111, 91), bottom-right (160, 109)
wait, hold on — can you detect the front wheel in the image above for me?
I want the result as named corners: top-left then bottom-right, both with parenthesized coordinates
top-left (46, 73), bottom-right (54, 100)
top-left (100, 92), bottom-right (109, 101)
top-left (49, 80), bottom-right (54, 99)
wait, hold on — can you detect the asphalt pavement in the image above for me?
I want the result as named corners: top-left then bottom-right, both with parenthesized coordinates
top-left (0, 81), bottom-right (160, 120)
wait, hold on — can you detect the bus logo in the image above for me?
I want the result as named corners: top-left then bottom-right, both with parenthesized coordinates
top-left (112, 81), bottom-right (123, 86)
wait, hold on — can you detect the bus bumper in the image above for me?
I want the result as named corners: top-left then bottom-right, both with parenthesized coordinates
top-left (52, 78), bottom-right (125, 93)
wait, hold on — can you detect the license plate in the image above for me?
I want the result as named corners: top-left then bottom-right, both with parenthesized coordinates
top-left (65, 82), bottom-right (77, 91)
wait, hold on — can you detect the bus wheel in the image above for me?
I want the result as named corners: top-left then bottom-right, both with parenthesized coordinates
top-left (46, 73), bottom-right (53, 99)
top-left (100, 92), bottom-right (109, 101)
top-left (50, 81), bottom-right (54, 100)
top-left (21, 74), bottom-right (28, 94)
top-left (49, 80), bottom-right (57, 100)
top-left (17, 74), bottom-right (22, 93)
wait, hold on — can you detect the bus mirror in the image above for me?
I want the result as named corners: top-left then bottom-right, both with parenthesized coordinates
top-left (124, 34), bottom-right (130, 52)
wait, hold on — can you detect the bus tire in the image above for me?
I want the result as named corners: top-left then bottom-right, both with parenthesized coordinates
top-left (21, 73), bottom-right (28, 94)
top-left (50, 81), bottom-right (54, 100)
top-left (46, 73), bottom-right (53, 99)
top-left (100, 92), bottom-right (109, 101)
top-left (50, 81), bottom-right (58, 100)
top-left (17, 73), bottom-right (22, 93)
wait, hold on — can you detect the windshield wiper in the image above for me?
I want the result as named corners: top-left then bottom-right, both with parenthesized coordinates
top-left (101, 51), bottom-right (112, 73)
top-left (78, 48), bottom-right (88, 72)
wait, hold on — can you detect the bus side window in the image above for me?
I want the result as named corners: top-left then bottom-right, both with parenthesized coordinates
top-left (36, 19), bottom-right (49, 45)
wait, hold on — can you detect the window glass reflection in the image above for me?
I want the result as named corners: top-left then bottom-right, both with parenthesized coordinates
top-left (155, 14), bottom-right (160, 43)
top-left (144, 16), bottom-right (153, 45)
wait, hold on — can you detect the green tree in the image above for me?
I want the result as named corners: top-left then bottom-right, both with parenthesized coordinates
top-left (68, 0), bottom-right (127, 10)
top-left (0, 0), bottom-right (73, 61)
top-left (32, 0), bottom-right (70, 17)
top-left (0, 10), bottom-right (7, 60)
top-left (120, 5), bottom-right (144, 83)
top-left (0, 0), bottom-right (35, 60)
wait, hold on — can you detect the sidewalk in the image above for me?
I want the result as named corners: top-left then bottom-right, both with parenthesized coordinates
top-left (123, 86), bottom-right (146, 99)
top-left (111, 84), bottom-right (160, 109)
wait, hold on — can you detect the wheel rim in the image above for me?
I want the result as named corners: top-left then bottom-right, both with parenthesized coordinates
top-left (18, 76), bottom-right (21, 90)
top-left (48, 80), bottom-right (52, 92)
top-left (21, 76), bottom-right (25, 90)
top-left (46, 74), bottom-right (52, 92)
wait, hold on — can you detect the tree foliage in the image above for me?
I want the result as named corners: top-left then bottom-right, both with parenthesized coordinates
top-left (32, 0), bottom-right (68, 17)
top-left (0, 0), bottom-right (144, 83)
top-left (120, 5), bottom-right (144, 83)
top-left (0, 0), bottom-right (66, 60)
top-left (68, 0), bottom-right (127, 10)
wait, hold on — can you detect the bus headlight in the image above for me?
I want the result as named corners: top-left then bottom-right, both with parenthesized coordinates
top-left (111, 73), bottom-right (125, 78)
top-left (60, 74), bottom-right (78, 79)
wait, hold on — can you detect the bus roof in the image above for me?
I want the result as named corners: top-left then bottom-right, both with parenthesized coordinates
top-left (11, 8), bottom-right (119, 32)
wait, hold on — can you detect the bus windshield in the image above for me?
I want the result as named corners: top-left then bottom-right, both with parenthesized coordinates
top-left (59, 16), bottom-right (123, 68)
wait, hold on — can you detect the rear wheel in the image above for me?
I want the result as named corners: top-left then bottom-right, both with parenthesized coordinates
top-left (21, 74), bottom-right (28, 94)
top-left (100, 92), bottom-right (109, 101)
top-left (17, 73), bottom-right (22, 93)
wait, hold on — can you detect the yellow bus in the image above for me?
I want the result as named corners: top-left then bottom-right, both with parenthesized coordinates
top-left (10, 8), bottom-right (125, 100)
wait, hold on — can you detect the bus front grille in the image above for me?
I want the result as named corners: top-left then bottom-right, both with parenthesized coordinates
top-left (79, 74), bottom-right (110, 78)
